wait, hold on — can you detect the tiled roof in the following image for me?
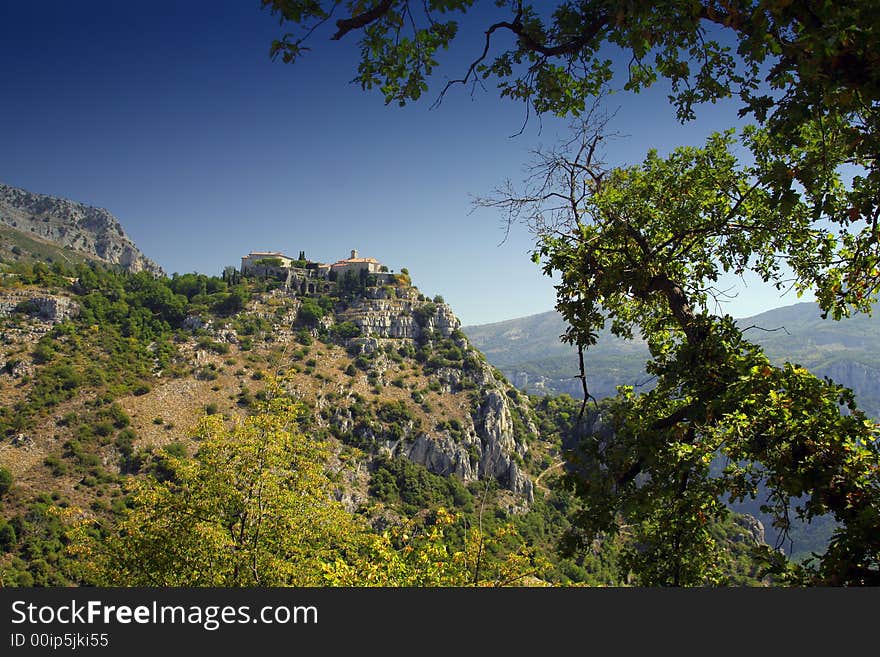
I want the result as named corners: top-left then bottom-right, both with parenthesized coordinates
top-left (332, 257), bottom-right (380, 265)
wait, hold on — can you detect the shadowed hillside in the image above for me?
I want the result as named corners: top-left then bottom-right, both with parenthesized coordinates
top-left (464, 302), bottom-right (880, 417)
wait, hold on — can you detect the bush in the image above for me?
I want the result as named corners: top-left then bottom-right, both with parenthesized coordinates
top-left (297, 298), bottom-right (325, 327)
top-left (0, 521), bottom-right (16, 550)
top-left (115, 428), bottom-right (138, 468)
top-left (196, 366), bottom-right (218, 381)
top-left (332, 322), bottom-right (361, 340)
top-left (197, 337), bottom-right (230, 355)
top-left (44, 455), bottom-right (67, 476)
top-left (106, 403), bottom-right (131, 429)
top-left (412, 303), bottom-right (437, 327)
top-left (32, 341), bottom-right (56, 364)
top-left (94, 421), bottom-right (114, 437)
top-left (377, 400), bottom-right (415, 425)
top-left (0, 467), bottom-right (12, 497)
top-left (237, 388), bottom-right (254, 407)
top-left (133, 383), bottom-right (151, 396)
top-left (164, 442), bottom-right (187, 458)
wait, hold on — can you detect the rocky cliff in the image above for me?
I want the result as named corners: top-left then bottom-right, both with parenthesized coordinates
top-left (815, 360), bottom-right (880, 418)
top-left (303, 287), bottom-right (536, 502)
top-left (336, 285), bottom-right (460, 340)
top-left (0, 182), bottom-right (163, 275)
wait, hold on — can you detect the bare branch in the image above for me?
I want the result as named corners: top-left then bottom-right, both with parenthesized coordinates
top-left (431, 19), bottom-right (520, 109)
top-left (740, 324), bottom-right (792, 335)
top-left (576, 344), bottom-right (598, 422)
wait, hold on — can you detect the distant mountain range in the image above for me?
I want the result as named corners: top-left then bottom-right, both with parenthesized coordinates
top-left (463, 303), bottom-right (880, 418)
top-left (0, 182), bottom-right (163, 275)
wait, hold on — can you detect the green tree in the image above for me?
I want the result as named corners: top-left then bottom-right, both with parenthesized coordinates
top-left (212, 285), bottom-right (249, 316)
top-left (492, 123), bottom-right (880, 585)
top-left (71, 379), bottom-right (366, 586)
top-left (322, 507), bottom-right (549, 586)
top-left (222, 265), bottom-right (239, 285)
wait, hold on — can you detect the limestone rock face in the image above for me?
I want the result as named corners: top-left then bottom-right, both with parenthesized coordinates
top-left (405, 433), bottom-right (475, 481)
top-left (734, 514), bottom-right (766, 546)
top-left (0, 291), bottom-right (80, 323)
top-left (393, 389), bottom-right (534, 501)
top-left (338, 297), bottom-right (460, 340)
top-left (388, 347), bottom-right (534, 500)
top-left (472, 389), bottom-right (534, 500)
top-left (30, 296), bottom-right (80, 323)
top-left (0, 182), bottom-right (163, 275)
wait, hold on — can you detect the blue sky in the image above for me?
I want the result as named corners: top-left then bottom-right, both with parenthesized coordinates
top-left (0, 1), bottom-right (804, 325)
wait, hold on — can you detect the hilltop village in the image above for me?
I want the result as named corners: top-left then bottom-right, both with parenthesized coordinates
top-left (240, 249), bottom-right (397, 296)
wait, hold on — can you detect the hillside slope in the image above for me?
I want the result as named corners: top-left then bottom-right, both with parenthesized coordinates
top-left (0, 262), bottom-right (768, 586)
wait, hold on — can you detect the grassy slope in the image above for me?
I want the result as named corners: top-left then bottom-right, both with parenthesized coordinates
top-left (0, 225), bottom-right (98, 269)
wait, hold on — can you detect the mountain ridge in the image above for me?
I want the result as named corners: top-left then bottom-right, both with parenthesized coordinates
top-left (0, 182), bottom-right (163, 276)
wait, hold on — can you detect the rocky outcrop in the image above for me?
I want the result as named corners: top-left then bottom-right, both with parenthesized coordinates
top-left (328, 349), bottom-right (534, 502)
top-left (312, 286), bottom-right (536, 502)
top-left (406, 433), bottom-right (474, 481)
top-left (0, 182), bottom-right (163, 275)
top-left (337, 296), bottom-right (460, 340)
top-left (733, 514), bottom-right (766, 546)
top-left (28, 296), bottom-right (80, 323)
top-left (398, 389), bottom-right (534, 501)
top-left (472, 389), bottom-right (533, 499)
top-left (0, 291), bottom-right (80, 323)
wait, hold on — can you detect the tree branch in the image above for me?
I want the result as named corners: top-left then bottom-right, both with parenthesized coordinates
top-left (511, 12), bottom-right (609, 58)
top-left (332, 0), bottom-right (394, 40)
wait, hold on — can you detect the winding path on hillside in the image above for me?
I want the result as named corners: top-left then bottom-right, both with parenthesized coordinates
top-left (534, 458), bottom-right (566, 492)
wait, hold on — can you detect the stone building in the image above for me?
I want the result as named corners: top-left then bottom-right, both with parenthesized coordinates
top-left (240, 248), bottom-right (393, 290)
top-left (240, 251), bottom-right (294, 275)
top-left (329, 249), bottom-right (383, 278)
